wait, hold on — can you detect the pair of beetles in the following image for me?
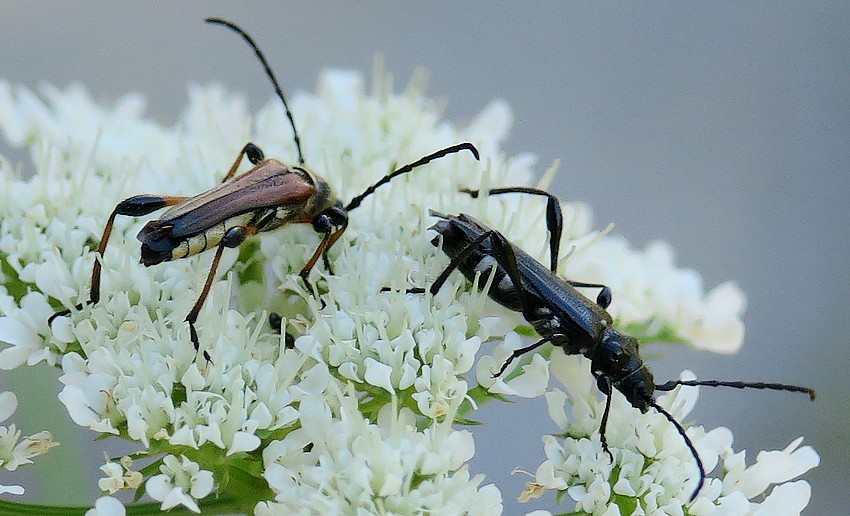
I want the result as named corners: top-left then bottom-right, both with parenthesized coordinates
top-left (48, 18), bottom-right (814, 502)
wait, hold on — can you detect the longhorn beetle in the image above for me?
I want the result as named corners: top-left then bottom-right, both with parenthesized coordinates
top-left (48, 18), bottom-right (479, 362)
top-left (402, 187), bottom-right (815, 502)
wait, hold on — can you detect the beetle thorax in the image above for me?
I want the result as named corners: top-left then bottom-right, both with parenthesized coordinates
top-left (300, 168), bottom-right (339, 219)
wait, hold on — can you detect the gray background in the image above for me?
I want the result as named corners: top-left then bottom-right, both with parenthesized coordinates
top-left (1, 2), bottom-right (847, 514)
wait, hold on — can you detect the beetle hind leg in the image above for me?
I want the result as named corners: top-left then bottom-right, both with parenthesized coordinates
top-left (462, 187), bottom-right (614, 308)
top-left (48, 194), bottom-right (188, 327)
top-left (461, 186), bottom-right (563, 273)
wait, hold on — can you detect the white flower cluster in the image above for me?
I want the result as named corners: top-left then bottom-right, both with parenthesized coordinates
top-left (0, 68), bottom-right (815, 514)
top-left (258, 384), bottom-right (501, 514)
top-left (0, 390), bottom-right (58, 495)
top-left (147, 454), bottom-right (215, 512)
top-left (97, 455), bottom-right (143, 494)
top-left (522, 352), bottom-right (818, 516)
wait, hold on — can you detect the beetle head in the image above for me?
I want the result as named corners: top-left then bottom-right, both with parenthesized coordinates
top-left (592, 327), bottom-right (655, 412)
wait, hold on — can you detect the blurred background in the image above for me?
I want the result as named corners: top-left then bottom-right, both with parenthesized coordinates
top-left (0, 2), bottom-right (847, 513)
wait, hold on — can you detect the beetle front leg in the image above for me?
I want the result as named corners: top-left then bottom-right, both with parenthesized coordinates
top-left (48, 195), bottom-right (188, 325)
top-left (596, 376), bottom-right (616, 462)
top-left (298, 214), bottom-right (347, 303)
top-left (298, 227), bottom-right (343, 304)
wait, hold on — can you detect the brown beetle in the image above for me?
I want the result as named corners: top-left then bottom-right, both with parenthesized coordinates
top-left (49, 18), bottom-right (479, 361)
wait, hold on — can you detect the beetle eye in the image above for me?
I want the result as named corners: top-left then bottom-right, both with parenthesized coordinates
top-left (313, 214), bottom-right (332, 233)
top-left (613, 349), bottom-right (628, 366)
top-left (603, 346), bottom-right (626, 367)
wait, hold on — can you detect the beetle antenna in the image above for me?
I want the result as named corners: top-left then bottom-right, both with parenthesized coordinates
top-left (655, 379), bottom-right (816, 401)
top-left (345, 142), bottom-right (480, 211)
top-left (205, 18), bottom-right (305, 165)
top-left (648, 399), bottom-right (705, 502)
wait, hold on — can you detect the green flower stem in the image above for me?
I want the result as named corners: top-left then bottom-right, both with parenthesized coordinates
top-left (0, 495), bottom-right (248, 516)
top-left (0, 497), bottom-right (229, 516)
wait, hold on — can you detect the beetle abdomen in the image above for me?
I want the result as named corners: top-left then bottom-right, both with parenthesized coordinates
top-left (138, 212), bottom-right (254, 266)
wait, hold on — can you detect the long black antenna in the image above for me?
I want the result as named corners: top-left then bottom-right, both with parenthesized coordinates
top-left (649, 378), bottom-right (816, 501)
top-left (345, 142), bottom-right (480, 211)
top-left (649, 399), bottom-right (706, 502)
top-left (655, 379), bottom-right (816, 401)
top-left (205, 18), bottom-right (305, 165)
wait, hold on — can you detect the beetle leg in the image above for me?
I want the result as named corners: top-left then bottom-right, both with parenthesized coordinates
top-left (319, 217), bottom-right (348, 277)
top-left (426, 229), bottom-right (498, 295)
top-left (461, 186), bottom-right (563, 273)
top-left (427, 228), bottom-right (563, 375)
top-left (268, 312), bottom-right (295, 349)
top-left (321, 251), bottom-right (334, 276)
top-left (425, 227), bottom-right (535, 319)
top-left (298, 224), bottom-right (345, 305)
top-left (492, 334), bottom-right (555, 378)
top-left (269, 312), bottom-right (282, 333)
top-left (598, 375), bottom-right (616, 463)
top-left (462, 187), bottom-right (613, 308)
top-left (481, 232), bottom-right (578, 377)
top-left (488, 229), bottom-right (541, 318)
top-left (182, 223), bottom-right (264, 363)
top-left (48, 195), bottom-right (188, 325)
top-left (297, 213), bottom-right (348, 302)
top-left (221, 143), bottom-right (266, 183)
top-left (298, 238), bottom-right (328, 298)
top-left (567, 281), bottom-right (613, 309)
top-left (184, 240), bottom-right (228, 364)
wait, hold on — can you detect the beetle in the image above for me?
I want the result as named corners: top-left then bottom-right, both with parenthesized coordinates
top-left (48, 18), bottom-right (479, 362)
top-left (402, 187), bottom-right (815, 501)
